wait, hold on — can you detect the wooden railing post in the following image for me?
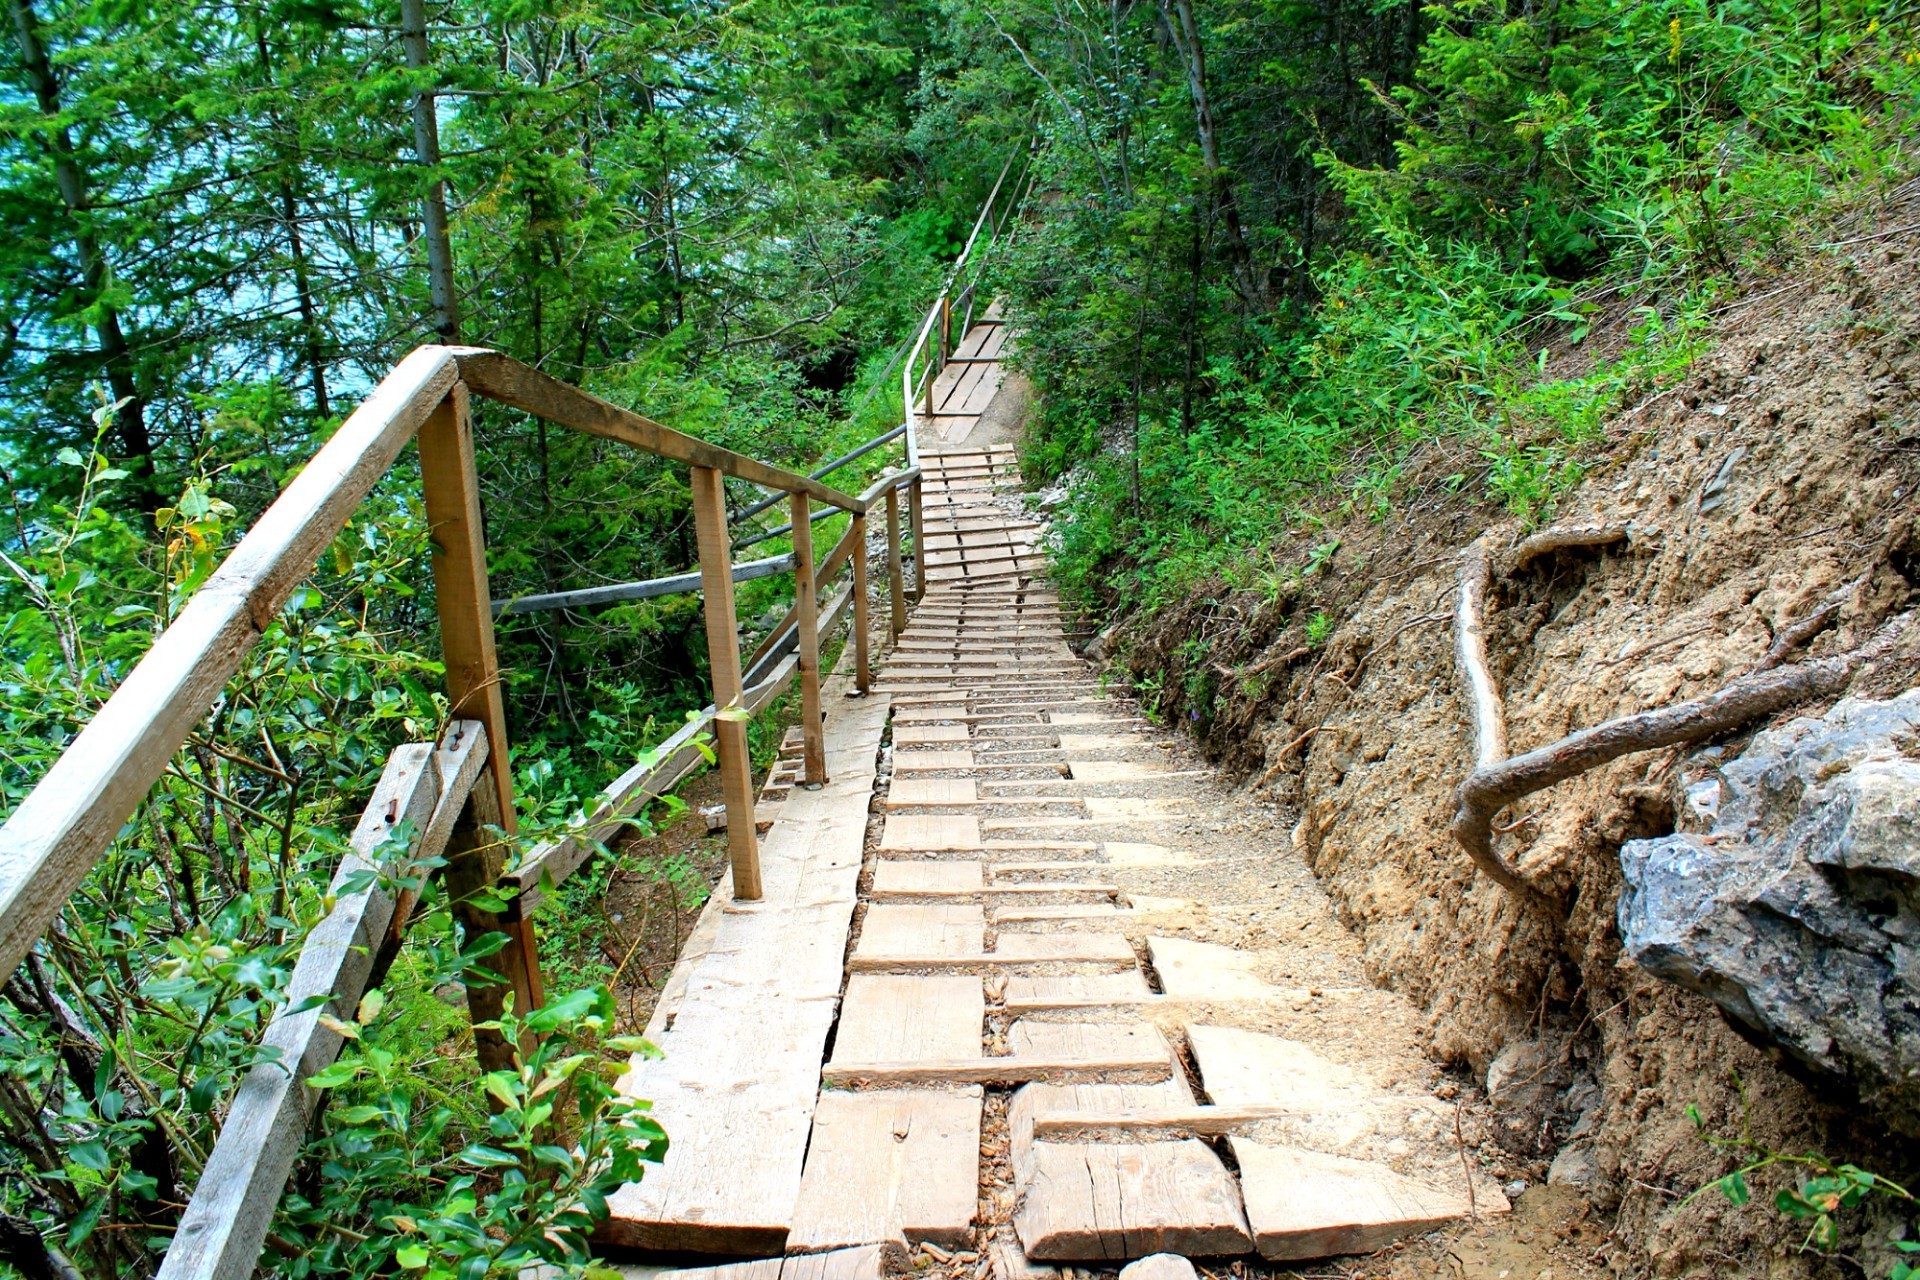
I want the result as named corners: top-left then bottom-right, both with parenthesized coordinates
top-left (885, 486), bottom-right (907, 637)
top-left (909, 474), bottom-right (927, 602)
top-left (790, 493), bottom-right (827, 784)
top-left (852, 512), bottom-right (872, 694)
top-left (418, 383), bottom-right (543, 1068)
top-left (690, 466), bottom-right (763, 900)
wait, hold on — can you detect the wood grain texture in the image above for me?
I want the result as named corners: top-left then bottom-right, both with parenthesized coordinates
top-left (830, 975), bottom-right (984, 1064)
top-left (0, 346), bottom-right (457, 981)
top-left (1013, 1140), bottom-right (1251, 1261)
top-left (791, 492), bottom-right (827, 784)
top-left (691, 464), bottom-right (762, 900)
top-left (1229, 1139), bottom-right (1472, 1261)
top-left (787, 1088), bottom-right (983, 1249)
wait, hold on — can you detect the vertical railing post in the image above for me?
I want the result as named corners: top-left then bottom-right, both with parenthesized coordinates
top-left (885, 486), bottom-right (907, 638)
top-left (852, 511), bottom-right (872, 694)
top-left (690, 466), bottom-right (762, 901)
top-left (418, 383), bottom-right (543, 1071)
top-left (940, 295), bottom-right (951, 370)
top-left (790, 493), bottom-right (826, 785)
top-left (909, 474), bottom-right (927, 602)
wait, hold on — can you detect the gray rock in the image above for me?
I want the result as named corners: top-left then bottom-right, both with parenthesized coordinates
top-left (1118, 1255), bottom-right (1195, 1280)
top-left (1084, 624), bottom-right (1121, 662)
top-left (1618, 691), bottom-right (1920, 1133)
top-left (1548, 1143), bottom-right (1598, 1190)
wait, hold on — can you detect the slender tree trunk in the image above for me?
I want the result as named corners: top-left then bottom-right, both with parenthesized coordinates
top-left (1159, 0), bottom-right (1257, 305)
top-left (401, 0), bottom-right (459, 342)
top-left (10, 0), bottom-right (159, 507)
top-left (255, 31), bottom-right (331, 418)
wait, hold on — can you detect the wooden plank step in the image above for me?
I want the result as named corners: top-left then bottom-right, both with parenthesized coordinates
top-left (870, 860), bottom-right (985, 896)
top-left (831, 974), bottom-right (983, 1064)
top-left (885, 778), bottom-right (978, 805)
top-left (1230, 1140), bottom-right (1475, 1261)
top-left (879, 814), bottom-right (982, 850)
top-left (1147, 937), bottom-right (1281, 1000)
top-left (855, 904), bottom-right (985, 959)
top-left (821, 1054), bottom-right (1173, 1088)
top-left (787, 1090), bottom-right (982, 1250)
top-left (1012, 1141), bottom-right (1251, 1260)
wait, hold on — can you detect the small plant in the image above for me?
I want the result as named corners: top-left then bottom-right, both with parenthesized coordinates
top-left (1305, 611), bottom-right (1334, 647)
top-left (1687, 1097), bottom-right (1918, 1276)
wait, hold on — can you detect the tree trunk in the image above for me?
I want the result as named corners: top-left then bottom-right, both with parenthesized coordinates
top-left (1159, 0), bottom-right (1257, 305)
top-left (401, 0), bottom-right (460, 342)
top-left (10, 0), bottom-right (159, 507)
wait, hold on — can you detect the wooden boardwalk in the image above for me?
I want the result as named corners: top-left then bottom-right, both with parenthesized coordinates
top-left (605, 318), bottom-right (1503, 1276)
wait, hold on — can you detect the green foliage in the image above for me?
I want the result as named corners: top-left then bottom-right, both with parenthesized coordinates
top-left (1687, 1098), bottom-right (1919, 1274)
top-left (960, 0), bottom-right (1918, 619)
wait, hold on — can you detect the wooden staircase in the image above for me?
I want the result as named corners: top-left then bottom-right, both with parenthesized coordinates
top-left (599, 320), bottom-right (1510, 1277)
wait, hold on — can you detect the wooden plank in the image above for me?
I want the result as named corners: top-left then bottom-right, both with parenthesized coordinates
top-left (787, 1089), bottom-right (983, 1249)
top-left (1229, 1140), bottom-right (1474, 1261)
top-left (885, 485), bottom-right (907, 636)
top-left (691, 464), bottom-right (762, 900)
top-left (157, 744), bottom-right (444, 1280)
top-left (1009, 1021), bottom-right (1170, 1064)
top-left (791, 492), bottom-right (827, 784)
top-left (854, 904), bottom-right (984, 958)
top-left (852, 512), bottom-right (871, 693)
top-left (420, 382), bottom-right (541, 1016)
top-left (453, 349), bottom-right (861, 513)
top-left (894, 722), bottom-right (971, 743)
top-left (821, 1056), bottom-right (1173, 1088)
top-left (880, 814), bottom-right (982, 851)
top-left (1013, 1142), bottom-right (1251, 1261)
top-left (830, 975), bottom-right (984, 1063)
top-left (870, 861), bottom-right (984, 896)
top-left (599, 694), bottom-right (890, 1252)
top-left (1032, 1106), bottom-right (1302, 1138)
top-left (886, 778), bottom-right (977, 805)
top-left (996, 934), bottom-right (1135, 963)
top-left (1008, 1076), bottom-right (1196, 1164)
top-left (891, 750), bottom-right (974, 771)
top-left (1005, 972), bottom-right (1155, 1008)
top-left (615, 1245), bottom-right (885, 1280)
top-left (1186, 1024), bottom-right (1370, 1113)
top-left (0, 346), bottom-right (458, 982)
top-left (1147, 937), bottom-right (1279, 1000)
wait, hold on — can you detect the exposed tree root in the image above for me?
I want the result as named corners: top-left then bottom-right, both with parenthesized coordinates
top-left (1504, 523), bottom-right (1630, 575)
top-left (1450, 528), bottom-right (1904, 902)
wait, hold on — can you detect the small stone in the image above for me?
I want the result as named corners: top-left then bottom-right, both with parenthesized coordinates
top-left (1504, 1180), bottom-right (1529, 1199)
top-left (922, 1244), bottom-right (954, 1262)
top-left (1548, 1143), bottom-right (1598, 1190)
top-left (1119, 1255), bottom-right (1197, 1280)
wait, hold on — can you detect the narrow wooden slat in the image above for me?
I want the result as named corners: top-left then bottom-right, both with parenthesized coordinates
top-left (885, 486), bottom-right (907, 637)
top-left (791, 492), bottom-right (826, 785)
top-left (820, 1055), bottom-right (1173, 1088)
top-left (157, 743), bottom-right (447, 1280)
top-left (453, 349), bottom-right (863, 513)
top-left (0, 347), bottom-right (458, 981)
top-left (852, 512), bottom-right (871, 694)
top-left (691, 465), bottom-right (762, 900)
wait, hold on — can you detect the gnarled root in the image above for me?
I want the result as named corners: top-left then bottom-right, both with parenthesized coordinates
top-left (1450, 525), bottom-right (1904, 903)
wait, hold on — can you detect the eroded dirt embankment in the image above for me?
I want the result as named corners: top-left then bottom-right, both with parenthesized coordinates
top-left (1094, 237), bottom-right (1920, 1275)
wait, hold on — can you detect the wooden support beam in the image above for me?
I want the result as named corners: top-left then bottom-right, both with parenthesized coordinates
top-left (909, 475), bottom-right (927, 603)
top-left (885, 487), bottom-right (907, 638)
top-left (852, 512), bottom-right (872, 694)
top-left (691, 465), bottom-right (762, 900)
top-left (419, 383), bottom-right (544, 1023)
top-left (791, 492), bottom-right (826, 784)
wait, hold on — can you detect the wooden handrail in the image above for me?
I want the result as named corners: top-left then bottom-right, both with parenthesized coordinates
top-left (452, 349), bottom-right (864, 515)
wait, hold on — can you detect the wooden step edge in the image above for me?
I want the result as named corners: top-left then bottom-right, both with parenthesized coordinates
top-left (821, 1055), bottom-right (1172, 1087)
top-left (846, 952), bottom-right (1132, 972)
top-left (1030, 1105), bottom-right (1303, 1138)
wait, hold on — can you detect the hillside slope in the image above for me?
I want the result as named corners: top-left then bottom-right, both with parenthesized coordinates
top-left (1096, 230), bottom-right (1920, 1275)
